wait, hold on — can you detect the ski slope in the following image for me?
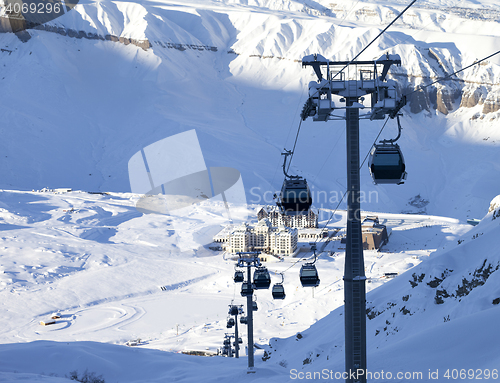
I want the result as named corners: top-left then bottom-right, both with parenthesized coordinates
top-left (0, 188), bottom-right (483, 382)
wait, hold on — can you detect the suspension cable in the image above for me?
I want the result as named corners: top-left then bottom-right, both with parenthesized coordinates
top-left (286, 119), bottom-right (303, 173)
top-left (275, 1), bottom-right (415, 274)
top-left (302, 0), bottom-right (417, 119)
top-left (287, 47), bottom-right (500, 273)
top-left (274, 2), bottom-right (500, 279)
top-left (282, 0), bottom-right (366, 176)
top-left (330, 0), bottom-right (417, 82)
top-left (277, 117), bottom-right (391, 276)
top-left (275, 0), bottom-right (417, 193)
top-left (309, 117), bottom-right (391, 252)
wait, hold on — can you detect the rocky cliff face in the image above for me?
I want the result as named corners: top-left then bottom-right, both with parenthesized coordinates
top-left (460, 86), bottom-right (486, 108)
top-left (459, 62), bottom-right (500, 115)
top-left (0, 19), bottom-right (152, 50)
top-left (3, 8), bottom-right (500, 118)
top-left (391, 47), bottom-right (500, 118)
top-left (481, 92), bottom-right (500, 114)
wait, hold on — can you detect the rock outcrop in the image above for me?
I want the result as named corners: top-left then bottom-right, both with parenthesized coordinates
top-left (460, 86), bottom-right (486, 108)
top-left (481, 92), bottom-right (500, 114)
top-left (391, 47), bottom-right (500, 116)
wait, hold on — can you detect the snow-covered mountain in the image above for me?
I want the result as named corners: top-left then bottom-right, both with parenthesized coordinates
top-left (1, 0), bottom-right (500, 381)
top-left (0, 190), bottom-right (498, 382)
top-left (0, 0), bottom-right (499, 219)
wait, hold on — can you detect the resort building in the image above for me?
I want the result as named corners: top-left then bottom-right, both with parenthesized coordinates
top-left (257, 206), bottom-right (318, 229)
top-left (213, 218), bottom-right (298, 255)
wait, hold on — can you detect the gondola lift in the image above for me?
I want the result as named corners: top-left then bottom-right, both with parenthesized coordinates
top-left (300, 244), bottom-right (320, 287)
top-left (368, 115), bottom-right (407, 185)
top-left (229, 305), bottom-right (239, 316)
top-left (253, 266), bottom-right (271, 289)
top-left (240, 281), bottom-right (253, 297)
top-left (276, 149), bottom-right (312, 213)
top-left (234, 270), bottom-right (244, 283)
top-left (272, 273), bottom-right (286, 300)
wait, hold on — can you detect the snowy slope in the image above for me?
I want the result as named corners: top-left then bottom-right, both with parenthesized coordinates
top-left (0, 191), bottom-right (496, 382)
top-left (261, 195), bottom-right (500, 382)
top-left (0, 187), bottom-right (477, 382)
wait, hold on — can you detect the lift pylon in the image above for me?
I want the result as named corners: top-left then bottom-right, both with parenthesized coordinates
top-left (301, 54), bottom-right (406, 383)
top-left (236, 251), bottom-right (262, 373)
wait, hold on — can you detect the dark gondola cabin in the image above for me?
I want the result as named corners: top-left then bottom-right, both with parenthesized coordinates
top-left (277, 178), bottom-right (312, 213)
top-left (252, 301), bottom-right (258, 311)
top-left (240, 282), bottom-right (253, 297)
top-left (300, 263), bottom-right (320, 287)
top-left (272, 284), bottom-right (286, 299)
top-left (229, 306), bottom-right (239, 316)
top-left (240, 316), bottom-right (247, 324)
top-left (234, 271), bottom-right (244, 283)
top-left (368, 144), bottom-right (407, 185)
top-left (253, 267), bottom-right (271, 289)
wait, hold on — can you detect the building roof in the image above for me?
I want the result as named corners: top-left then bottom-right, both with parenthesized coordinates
top-left (256, 218), bottom-right (271, 227)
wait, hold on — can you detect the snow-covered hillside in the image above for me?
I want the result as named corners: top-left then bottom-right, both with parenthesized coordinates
top-left (0, 188), bottom-right (483, 382)
top-left (262, 194), bottom-right (500, 382)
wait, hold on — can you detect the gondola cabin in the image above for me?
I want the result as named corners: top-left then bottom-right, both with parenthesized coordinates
top-left (368, 144), bottom-right (407, 185)
top-left (234, 271), bottom-right (244, 283)
top-left (253, 267), bottom-right (271, 289)
top-left (300, 263), bottom-right (320, 287)
top-left (240, 316), bottom-right (248, 324)
top-left (277, 178), bottom-right (312, 213)
top-left (240, 282), bottom-right (253, 297)
top-left (252, 301), bottom-right (258, 311)
top-left (272, 284), bottom-right (286, 299)
top-left (229, 306), bottom-right (239, 316)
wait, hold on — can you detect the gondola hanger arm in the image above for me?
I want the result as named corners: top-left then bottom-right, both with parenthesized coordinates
top-left (281, 149), bottom-right (301, 179)
top-left (380, 114), bottom-right (403, 144)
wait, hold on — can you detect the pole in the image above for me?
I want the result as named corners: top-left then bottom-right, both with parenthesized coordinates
top-left (234, 310), bottom-right (239, 358)
top-left (246, 265), bottom-right (255, 370)
top-left (344, 97), bottom-right (367, 383)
